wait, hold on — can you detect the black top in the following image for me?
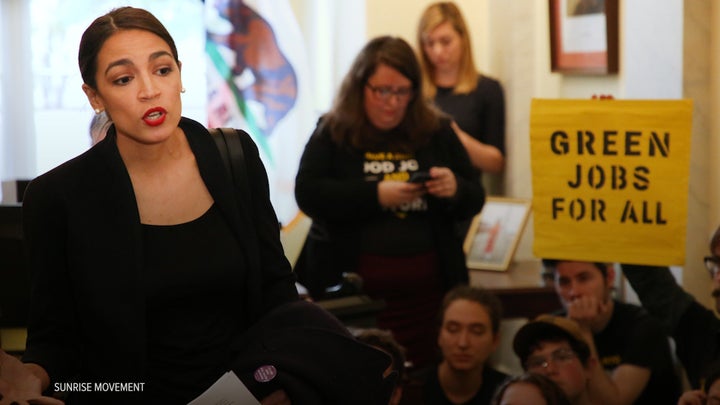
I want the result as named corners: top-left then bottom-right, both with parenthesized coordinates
top-left (593, 301), bottom-right (681, 404)
top-left (294, 117), bottom-right (485, 297)
top-left (422, 366), bottom-right (508, 405)
top-left (143, 204), bottom-right (245, 403)
top-left (623, 264), bottom-right (720, 389)
top-left (434, 75), bottom-right (506, 159)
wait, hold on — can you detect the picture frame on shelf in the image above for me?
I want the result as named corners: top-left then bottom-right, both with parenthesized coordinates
top-left (463, 197), bottom-right (532, 272)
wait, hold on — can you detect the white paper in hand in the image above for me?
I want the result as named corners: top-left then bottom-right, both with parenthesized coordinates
top-left (187, 370), bottom-right (260, 405)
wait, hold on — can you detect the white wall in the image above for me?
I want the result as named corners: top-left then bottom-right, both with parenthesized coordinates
top-left (0, 0), bottom-right (36, 183)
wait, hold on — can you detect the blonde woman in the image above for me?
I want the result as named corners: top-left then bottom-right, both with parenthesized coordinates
top-left (417, 2), bottom-right (505, 178)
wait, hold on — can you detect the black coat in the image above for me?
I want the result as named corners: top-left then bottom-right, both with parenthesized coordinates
top-left (294, 117), bottom-right (485, 296)
top-left (232, 300), bottom-right (395, 404)
top-left (21, 117), bottom-right (298, 403)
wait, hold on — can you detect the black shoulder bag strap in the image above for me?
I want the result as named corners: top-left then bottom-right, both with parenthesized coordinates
top-left (209, 127), bottom-right (253, 208)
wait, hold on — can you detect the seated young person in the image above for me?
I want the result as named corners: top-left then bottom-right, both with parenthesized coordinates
top-left (623, 224), bottom-right (720, 390)
top-left (356, 328), bottom-right (407, 405)
top-left (545, 259), bottom-right (682, 404)
top-left (513, 315), bottom-right (595, 405)
top-left (411, 285), bottom-right (507, 405)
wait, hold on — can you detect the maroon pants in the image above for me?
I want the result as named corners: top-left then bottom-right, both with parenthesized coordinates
top-left (357, 251), bottom-right (444, 370)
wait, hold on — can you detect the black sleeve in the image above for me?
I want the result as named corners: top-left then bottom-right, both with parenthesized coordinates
top-left (294, 125), bottom-right (384, 223)
top-left (622, 264), bottom-right (720, 389)
top-left (621, 264), bottom-right (694, 334)
top-left (477, 77), bottom-right (506, 155)
top-left (673, 301), bottom-right (720, 388)
top-left (21, 174), bottom-right (81, 384)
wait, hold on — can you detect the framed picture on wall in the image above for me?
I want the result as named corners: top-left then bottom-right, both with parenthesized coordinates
top-left (463, 197), bottom-right (532, 272)
top-left (549, 0), bottom-right (619, 74)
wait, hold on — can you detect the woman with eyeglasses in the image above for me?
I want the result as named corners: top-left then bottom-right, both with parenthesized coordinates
top-left (513, 315), bottom-right (595, 405)
top-left (294, 36), bottom-right (485, 371)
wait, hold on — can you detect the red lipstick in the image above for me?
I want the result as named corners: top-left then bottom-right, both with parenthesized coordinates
top-left (143, 107), bottom-right (167, 126)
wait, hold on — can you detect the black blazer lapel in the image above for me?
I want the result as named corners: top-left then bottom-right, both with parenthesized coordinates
top-left (77, 130), bottom-right (146, 378)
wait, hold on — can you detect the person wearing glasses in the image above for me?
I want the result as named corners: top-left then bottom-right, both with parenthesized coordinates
top-left (622, 225), bottom-right (720, 391)
top-left (513, 315), bottom-right (595, 405)
top-left (543, 259), bottom-right (681, 404)
top-left (295, 36), bottom-right (485, 371)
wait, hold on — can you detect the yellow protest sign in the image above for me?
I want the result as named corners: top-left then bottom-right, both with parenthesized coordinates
top-left (530, 99), bottom-right (692, 266)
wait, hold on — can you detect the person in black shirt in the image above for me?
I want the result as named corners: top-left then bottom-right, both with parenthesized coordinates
top-left (295, 36), bottom-right (484, 370)
top-left (415, 285), bottom-right (507, 405)
top-left (544, 259), bottom-right (681, 404)
top-left (0, 7), bottom-right (392, 405)
top-left (623, 225), bottom-right (720, 391)
top-left (513, 315), bottom-right (594, 405)
top-left (416, 2), bottom-right (506, 185)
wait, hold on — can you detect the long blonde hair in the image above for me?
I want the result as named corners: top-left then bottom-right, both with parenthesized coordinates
top-left (417, 2), bottom-right (478, 99)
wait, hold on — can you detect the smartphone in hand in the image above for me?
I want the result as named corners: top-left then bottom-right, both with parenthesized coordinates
top-left (408, 171), bottom-right (432, 183)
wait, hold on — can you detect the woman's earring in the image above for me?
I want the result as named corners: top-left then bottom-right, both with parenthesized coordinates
top-left (94, 108), bottom-right (102, 114)
top-left (181, 87), bottom-right (186, 94)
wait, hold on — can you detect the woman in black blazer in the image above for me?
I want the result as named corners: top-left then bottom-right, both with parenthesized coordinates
top-left (0, 7), bottom-right (302, 405)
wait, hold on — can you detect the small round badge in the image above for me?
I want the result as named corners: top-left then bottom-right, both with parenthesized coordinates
top-left (254, 365), bottom-right (277, 383)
